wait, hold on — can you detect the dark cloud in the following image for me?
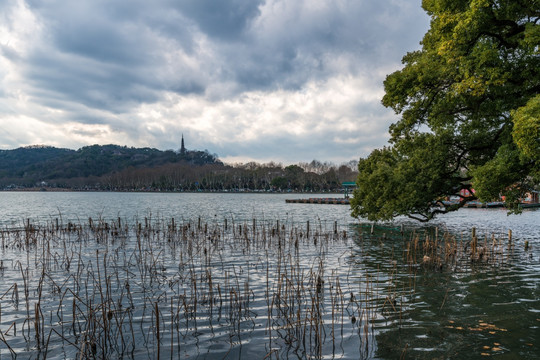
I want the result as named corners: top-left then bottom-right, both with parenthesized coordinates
top-left (23, 52), bottom-right (160, 113)
top-left (21, 0), bottom-right (206, 113)
top-left (54, 22), bottom-right (145, 67)
top-left (0, 44), bottom-right (21, 62)
top-left (21, 0), bottom-right (428, 106)
top-left (173, 0), bottom-right (265, 40)
top-left (211, 1), bottom-right (428, 93)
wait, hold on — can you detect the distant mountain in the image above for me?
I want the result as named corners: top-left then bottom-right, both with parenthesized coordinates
top-left (0, 144), bottom-right (221, 186)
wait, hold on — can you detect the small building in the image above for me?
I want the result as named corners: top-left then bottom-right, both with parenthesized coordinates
top-left (523, 190), bottom-right (539, 204)
top-left (342, 182), bottom-right (356, 198)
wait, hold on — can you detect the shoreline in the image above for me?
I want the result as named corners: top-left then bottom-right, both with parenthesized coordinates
top-left (1, 187), bottom-right (345, 194)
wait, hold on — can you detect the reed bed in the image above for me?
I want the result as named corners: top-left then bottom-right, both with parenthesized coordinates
top-left (352, 223), bottom-right (523, 327)
top-left (0, 216), bottom-right (377, 359)
top-left (0, 218), bottom-right (520, 359)
top-left (359, 223), bottom-right (519, 271)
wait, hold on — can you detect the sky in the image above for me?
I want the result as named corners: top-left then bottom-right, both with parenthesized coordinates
top-left (0, 0), bottom-right (431, 165)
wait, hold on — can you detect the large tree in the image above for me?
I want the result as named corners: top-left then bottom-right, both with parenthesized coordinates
top-left (351, 0), bottom-right (539, 222)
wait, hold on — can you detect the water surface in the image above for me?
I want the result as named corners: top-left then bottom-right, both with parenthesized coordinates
top-left (0, 192), bottom-right (538, 359)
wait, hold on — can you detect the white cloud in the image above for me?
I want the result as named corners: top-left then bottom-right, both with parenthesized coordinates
top-left (127, 73), bottom-right (399, 163)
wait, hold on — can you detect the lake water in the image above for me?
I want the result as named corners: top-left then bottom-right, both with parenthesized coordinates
top-left (0, 192), bottom-right (538, 359)
top-left (1, 191), bottom-right (539, 238)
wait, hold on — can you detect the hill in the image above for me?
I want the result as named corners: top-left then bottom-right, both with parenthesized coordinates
top-left (0, 144), bottom-right (221, 186)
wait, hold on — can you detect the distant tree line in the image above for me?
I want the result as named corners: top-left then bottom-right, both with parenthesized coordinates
top-left (53, 160), bottom-right (358, 192)
top-left (0, 145), bottom-right (358, 192)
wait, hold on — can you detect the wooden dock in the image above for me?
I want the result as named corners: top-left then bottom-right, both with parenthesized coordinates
top-left (285, 197), bottom-right (350, 205)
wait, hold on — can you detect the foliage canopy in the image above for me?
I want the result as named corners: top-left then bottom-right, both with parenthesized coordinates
top-left (351, 0), bottom-right (539, 222)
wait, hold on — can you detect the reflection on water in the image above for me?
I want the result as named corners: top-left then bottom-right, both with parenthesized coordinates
top-left (0, 192), bottom-right (538, 358)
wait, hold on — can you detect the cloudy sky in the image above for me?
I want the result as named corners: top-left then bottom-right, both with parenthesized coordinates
top-left (0, 0), bottom-right (430, 164)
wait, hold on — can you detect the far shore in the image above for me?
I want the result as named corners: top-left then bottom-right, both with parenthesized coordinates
top-left (1, 187), bottom-right (346, 194)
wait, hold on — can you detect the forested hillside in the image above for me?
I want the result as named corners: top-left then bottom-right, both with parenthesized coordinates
top-left (0, 145), bottom-right (357, 192)
top-left (0, 145), bottom-right (220, 187)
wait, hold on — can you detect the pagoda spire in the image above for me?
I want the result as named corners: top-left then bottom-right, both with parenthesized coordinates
top-left (180, 134), bottom-right (186, 155)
